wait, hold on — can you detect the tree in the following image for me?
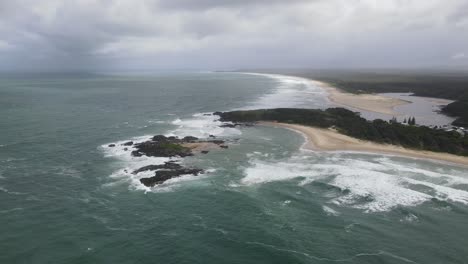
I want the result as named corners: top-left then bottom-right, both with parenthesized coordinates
top-left (408, 117), bottom-right (417, 126)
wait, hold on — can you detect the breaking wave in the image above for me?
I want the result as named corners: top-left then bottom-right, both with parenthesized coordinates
top-left (238, 152), bottom-right (468, 212)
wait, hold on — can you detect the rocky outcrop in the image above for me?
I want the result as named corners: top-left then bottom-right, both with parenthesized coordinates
top-left (140, 168), bottom-right (204, 187)
top-left (132, 161), bottom-right (182, 174)
top-left (126, 134), bottom-right (230, 186)
top-left (132, 141), bottom-right (193, 157)
top-left (182, 136), bottom-right (198, 142)
top-left (131, 135), bottom-right (226, 158)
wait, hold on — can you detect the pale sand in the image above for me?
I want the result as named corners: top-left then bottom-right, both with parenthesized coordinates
top-left (261, 122), bottom-right (468, 167)
top-left (311, 80), bottom-right (410, 116)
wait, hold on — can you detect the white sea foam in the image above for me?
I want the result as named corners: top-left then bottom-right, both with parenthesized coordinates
top-left (168, 113), bottom-right (241, 138)
top-left (322, 205), bottom-right (340, 216)
top-left (239, 153), bottom-right (468, 212)
top-left (237, 73), bottom-right (329, 110)
top-left (400, 213), bottom-right (419, 223)
top-left (330, 169), bottom-right (430, 212)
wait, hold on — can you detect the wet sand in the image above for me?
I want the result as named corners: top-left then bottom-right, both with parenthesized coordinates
top-left (261, 122), bottom-right (468, 167)
top-left (311, 80), bottom-right (410, 116)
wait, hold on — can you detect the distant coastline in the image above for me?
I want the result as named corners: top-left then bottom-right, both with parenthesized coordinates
top-left (217, 107), bottom-right (468, 166)
top-left (261, 122), bottom-right (468, 167)
top-left (310, 80), bottom-right (410, 116)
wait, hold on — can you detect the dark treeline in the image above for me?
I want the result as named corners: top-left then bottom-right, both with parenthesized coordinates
top-left (442, 98), bottom-right (468, 127)
top-left (218, 108), bottom-right (468, 156)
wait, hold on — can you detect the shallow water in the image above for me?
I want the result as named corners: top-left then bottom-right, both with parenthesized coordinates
top-left (1, 72), bottom-right (467, 263)
top-left (382, 93), bottom-right (455, 126)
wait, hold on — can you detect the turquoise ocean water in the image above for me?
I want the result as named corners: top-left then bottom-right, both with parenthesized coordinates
top-left (1, 72), bottom-right (467, 263)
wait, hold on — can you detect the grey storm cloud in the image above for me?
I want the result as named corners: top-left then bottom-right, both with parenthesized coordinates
top-left (0, 0), bottom-right (467, 71)
top-left (156, 0), bottom-right (310, 10)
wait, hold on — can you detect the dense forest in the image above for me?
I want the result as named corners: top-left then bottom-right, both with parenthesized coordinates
top-left (246, 69), bottom-right (468, 127)
top-left (217, 108), bottom-right (468, 156)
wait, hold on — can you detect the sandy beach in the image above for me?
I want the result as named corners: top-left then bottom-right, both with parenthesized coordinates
top-left (261, 122), bottom-right (468, 167)
top-left (311, 80), bottom-right (410, 115)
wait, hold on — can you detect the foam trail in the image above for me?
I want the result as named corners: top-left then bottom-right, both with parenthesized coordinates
top-left (168, 113), bottom-right (241, 138)
top-left (237, 73), bottom-right (329, 110)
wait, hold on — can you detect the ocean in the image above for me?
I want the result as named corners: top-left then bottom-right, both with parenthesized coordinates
top-left (1, 72), bottom-right (467, 263)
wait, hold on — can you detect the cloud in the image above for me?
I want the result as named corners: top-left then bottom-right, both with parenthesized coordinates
top-left (0, 40), bottom-right (13, 50)
top-left (452, 53), bottom-right (467, 60)
top-left (156, 0), bottom-right (309, 10)
top-left (0, 0), bottom-right (467, 71)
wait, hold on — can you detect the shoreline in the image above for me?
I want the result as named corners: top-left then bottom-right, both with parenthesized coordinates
top-left (261, 121), bottom-right (468, 167)
top-left (310, 80), bottom-right (410, 116)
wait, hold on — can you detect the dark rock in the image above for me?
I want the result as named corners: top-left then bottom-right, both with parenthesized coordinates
top-left (209, 140), bottom-right (225, 145)
top-left (220, 123), bottom-right (237, 128)
top-left (132, 141), bottom-right (193, 157)
top-left (203, 113), bottom-right (212, 116)
top-left (133, 162), bottom-right (183, 174)
top-left (131, 150), bottom-right (143, 157)
top-left (108, 144), bottom-right (116, 147)
top-left (152, 135), bottom-right (168, 142)
top-left (209, 135), bottom-right (216, 138)
top-left (183, 136), bottom-right (199, 142)
top-left (122, 141), bottom-right (133, 146)
top-left (201, 151), bottom-right (209, 154)
top-left (220, 145), bottom-right (229, 149)
top-left (124, 148), bottom-right (128, 151)
top-left (213, 111), bottom-right (222, 116)
top-left (140, 168), bottom-right (204, 187)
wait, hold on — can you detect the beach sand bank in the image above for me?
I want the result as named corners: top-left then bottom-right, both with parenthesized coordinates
top-left (311, 80), bottom-right (409, 115)
top-left (261, 122), bottom-right (468, 167)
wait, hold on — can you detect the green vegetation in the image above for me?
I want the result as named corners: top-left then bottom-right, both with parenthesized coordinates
top-left (219, 108), bottom-right (468, 156)
top-left (442, 98), bottom-right (468, 127)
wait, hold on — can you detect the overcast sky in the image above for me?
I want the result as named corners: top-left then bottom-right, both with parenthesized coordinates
top-left (0, 0), bottom-right (467, 71)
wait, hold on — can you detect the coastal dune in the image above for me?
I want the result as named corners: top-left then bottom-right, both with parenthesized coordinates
top-left (262, 122), bottom-right (468, 167)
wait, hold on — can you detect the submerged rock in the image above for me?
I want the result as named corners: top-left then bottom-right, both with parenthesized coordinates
top-left (108, 144), bottom-right (116, 147)
top-left (122, 141), bottom-right (133, 146)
